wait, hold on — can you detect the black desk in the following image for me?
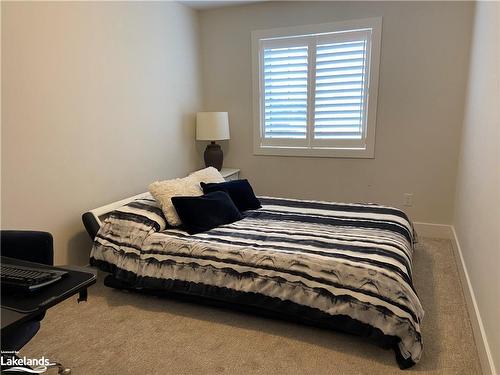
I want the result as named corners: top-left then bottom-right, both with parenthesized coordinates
top-left (1, 257), bottom-right (97, 331)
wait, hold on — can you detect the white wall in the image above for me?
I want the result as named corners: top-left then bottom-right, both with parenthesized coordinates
top-left (199, 1), bottom-right (474, 223)
top-left (453, 2), bottom-right (500, 373)
top-left (1, 2), bottom-right (202, 264)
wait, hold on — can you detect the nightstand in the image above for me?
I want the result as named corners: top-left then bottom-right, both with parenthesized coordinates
top-left (220, 168), bottom-right (240, 181)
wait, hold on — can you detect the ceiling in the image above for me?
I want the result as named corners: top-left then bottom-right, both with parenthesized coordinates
top-left (178, 1), bottom-right (267, 10)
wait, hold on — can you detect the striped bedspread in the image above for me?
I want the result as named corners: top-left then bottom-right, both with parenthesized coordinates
top-left (90, 194), bottom-right (424, 368)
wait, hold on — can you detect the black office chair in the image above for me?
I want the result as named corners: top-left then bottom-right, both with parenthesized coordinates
top-left (1, 230), bottom-right (71, 374)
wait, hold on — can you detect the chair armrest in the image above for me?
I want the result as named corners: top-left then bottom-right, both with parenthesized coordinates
top-left (0, 231), bottom-right (54, 266)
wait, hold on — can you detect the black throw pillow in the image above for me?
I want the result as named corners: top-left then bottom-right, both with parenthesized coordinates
top-left (200, 179), bottom-right (261, 211)
top-left (171, 191), bottom-right (243, 234)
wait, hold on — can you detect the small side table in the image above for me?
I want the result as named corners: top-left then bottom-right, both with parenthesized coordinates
top-left (220, 168), bottom-right (240, 181)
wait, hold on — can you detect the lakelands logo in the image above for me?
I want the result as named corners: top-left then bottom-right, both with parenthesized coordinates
top-left (1, 351), bottom-right (51, 373)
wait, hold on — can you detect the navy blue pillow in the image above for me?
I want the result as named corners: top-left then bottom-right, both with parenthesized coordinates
top-left (171, 191), bottom-right (243, 234)
top-left (201, 179), bottom-right (261, 212)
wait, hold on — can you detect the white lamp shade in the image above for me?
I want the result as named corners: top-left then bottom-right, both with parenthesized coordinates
top-left (196, 112), bottom-right (230, 141)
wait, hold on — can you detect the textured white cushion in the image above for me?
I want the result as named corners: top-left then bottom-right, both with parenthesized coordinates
top-left (189, 167), bottom-right (225, 184)
top-left (149, 176), bottom-right (202, 227)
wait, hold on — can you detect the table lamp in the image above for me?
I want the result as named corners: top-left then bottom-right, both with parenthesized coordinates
top-left (196, 112), bottom-right (230, 171)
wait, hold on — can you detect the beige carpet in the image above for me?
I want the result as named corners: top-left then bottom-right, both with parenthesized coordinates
top-left (23, 238), bottom-right (482, 374)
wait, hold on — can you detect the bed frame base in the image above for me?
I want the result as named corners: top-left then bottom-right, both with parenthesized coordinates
top-left (99, 266), bottom-right (415, 369)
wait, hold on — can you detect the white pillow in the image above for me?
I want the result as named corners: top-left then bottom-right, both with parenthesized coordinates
top-left (189, 167), bottom-right (225, 185)
top-left (148, 176), bottom-right (202, 227)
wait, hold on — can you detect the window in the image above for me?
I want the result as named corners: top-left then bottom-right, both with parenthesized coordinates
top-left (252, 18), bottom-right (381, 158)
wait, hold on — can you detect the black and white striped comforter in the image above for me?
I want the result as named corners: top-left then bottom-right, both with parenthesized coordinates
top-left (90, 195), bottom-right (424, 368)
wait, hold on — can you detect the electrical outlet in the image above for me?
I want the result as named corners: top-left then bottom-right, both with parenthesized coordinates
top-left (404, 193), bottom-right (413, 207)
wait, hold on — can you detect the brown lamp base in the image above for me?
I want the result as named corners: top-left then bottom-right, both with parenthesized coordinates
top-left (204, 141), bottom-right (223, 171)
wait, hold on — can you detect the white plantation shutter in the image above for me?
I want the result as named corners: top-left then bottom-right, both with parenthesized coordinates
top-left (264, 46), bottom-right (308, 139)
top-left (254, 18), bottom-right (381, 157)
top-left (314, 39), bottom-right (367, 141)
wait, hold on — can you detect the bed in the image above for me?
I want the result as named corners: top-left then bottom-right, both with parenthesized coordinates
top-left (84, 193), bottom-right (424, 369)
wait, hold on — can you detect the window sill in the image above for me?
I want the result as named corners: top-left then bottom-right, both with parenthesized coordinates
top-left (253, 145), bottom-right (374, 159)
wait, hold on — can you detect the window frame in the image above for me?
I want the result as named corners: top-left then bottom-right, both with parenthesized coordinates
top-left (251, 17), bottom-right (382, 158)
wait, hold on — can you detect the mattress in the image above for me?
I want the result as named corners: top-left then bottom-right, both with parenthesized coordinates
top-left (90, 194), bottom-right (424, 368)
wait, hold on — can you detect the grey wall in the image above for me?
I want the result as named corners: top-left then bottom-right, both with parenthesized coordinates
top-left (454, 1), bottom-right (500, 372)
top-left (199, 1), bottom-right (474, 223)
top-left (1, 2), bottom-right (202, 264)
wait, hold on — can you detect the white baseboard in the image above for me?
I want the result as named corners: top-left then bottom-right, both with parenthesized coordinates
top-left (449, 227), bottom-right (497, 375)
top-left (413, 222), bottom-right (453, 239)
top-left (414, 221), bottom-right (496, 375)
